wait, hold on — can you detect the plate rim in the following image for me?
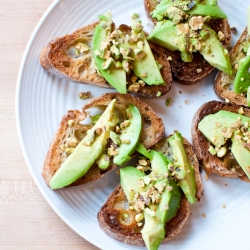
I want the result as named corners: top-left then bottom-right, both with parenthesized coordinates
top-left (15, 0), bottom-right (105, 249)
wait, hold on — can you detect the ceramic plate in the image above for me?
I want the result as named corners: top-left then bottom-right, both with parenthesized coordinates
top-left (16, 0), bottom-right (250, 249)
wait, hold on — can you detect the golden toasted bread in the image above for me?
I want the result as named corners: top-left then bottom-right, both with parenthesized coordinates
top-left (40, 22), bottom-right (172, 97)
top-left (98, 137), bottom-right (203, 246)
top-left (42, 93), bottom-right (165, 188)
top-left (144, 0), bottom-right (231, 85)
top-left (192, 100), bottom-right (250, 182)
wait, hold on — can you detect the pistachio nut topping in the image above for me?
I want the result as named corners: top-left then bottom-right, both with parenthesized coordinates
top-left (149, 0), bottom-right (232, 73)
top-left (93, 11), bottom-right (164, 93)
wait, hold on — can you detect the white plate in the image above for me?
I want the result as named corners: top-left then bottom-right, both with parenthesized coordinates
top-left (16, 0), bottom-right (250, 249)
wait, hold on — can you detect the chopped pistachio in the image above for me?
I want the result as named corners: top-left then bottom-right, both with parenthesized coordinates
top-left (139, 159), bottom-right (148, 166)
top-left (110, 45), bottom-right (120, 57)
top-left (102, 57), bottom-right (114, 70)
top-left (217, 146), bottom-right (227, 158)
top-left (110, 131), bottom-right (121, 145)
top-left (238, 107), bottom-right (244, 115)
top-left (175, 23), bottom-right (190, 35)
top-left (120, 120), bottom-right (130, 130)
top-left (78, 91), bottom-right (90, 100)
top-left (122, 60), bottom-right (130, 72)
top-left (132, 20), bottom-right (143, 33)
top-left (66, 137), bottom-right (78, 148)
top-left (137, 41), bottom-right (144, 49)
top-left (189, 16), bottom-right (204, 30)
top-left (75, 42), bottom-right (90, 53)
top-left (156, 91), bottom-right (162, 97)
top-left (68, 119), bottom-right (74, 126)
top-left (131, 74), bottom-right (138, 83)
top-left (134, 49), bottom-right (146, 61)
top-left (64, 147), bottom-right (75, 154)
top-left (84, 131), bottom-right (96, 146)
top-left (90, 114), bottom-right (101, 124)
top-left (108, 145), bottom-right (118, 156)
top-left (165, 98), bottom-right (172, 106)
top-left (128, 83), bottom-right (140, 92)
top-left (218, 31), bottom-right (225, 41)
top-left (131, 13), bottom-right (140, 19)
top-left (138, 80), bottom-right (145, 86)
top-left (115, 61), bottom-right (122, 68)
top-left (208, 146), bottom-right (217, 156)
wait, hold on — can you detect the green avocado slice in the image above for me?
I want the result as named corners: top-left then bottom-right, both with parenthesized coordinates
top-left (199, 25), bottom-right (232, 75)
top-left (147, 20), bottom-right (179, 51)
top-left (150, 150), bottom-right (181, 223)
top-left (188, 3), bottom-right (227, 19)
top-left (198, 110), bottom-right (250, 180)
top-left (92, 12), bottom-right (127, 94)
top-left (120, 166), bottom-right (145, 203)
top-left (168, 132), bottom-right (197, 204)
top-left (233, 55), bottom-right (250, 94)
top-left (130, 19), bottom-right (164, 86)
top-left (141, 205), bottom-right (165, 250)
top-left (198, 110), bottom-right (250, 148)
top-left (113, 105), bottom-right (142, 166)
top-left (136, 142), bottom-right (152, 160)
top-left (231, 135), bottom-right (250, 179)
top-left (49, 99), bottom-right (117, 189)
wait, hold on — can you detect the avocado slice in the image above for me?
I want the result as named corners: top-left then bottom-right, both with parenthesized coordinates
top-left (199, 25), bottom-right (232, 75)
top-left (152, 0), bottom-right (227, 20)
top-left (231, 135), bottom-right (250, 179)
top-left (120, 166), bottom-right (145, 203)
top-left (151, 0), bottom-right (172, 21)
top-left (141, 204), bottom-right (165, 250)
top-left (150, 150), bottom-right (181, 223)
top-left (188, 2), bottom-right (227, 19)
top-left (233, 56), bottom-right (250, 94)
top-left (198, 111), bottom-right (250, 179)
top-left (92, 11), bottom-right (127, 94)
top-left (128, 19), bottom-right (164, 86)
top-left (96, 153), bottom-right (110, 170)
top-left (113, 105), bottom-right (142, 165)
top-left (198, 110), bottom-right (250, 148)
top-left (49, 99), bottom-right (117, 189)
top-left (131, 38), bottom-right (164, 85)
top-left (147, 20), bottom-right (179, 51)
top-left (136, 142), bottom-right (152, 160)
top-left (120, 166), bottom-right (166, 250)
top-left (168, 132), bottom-right (197, 204)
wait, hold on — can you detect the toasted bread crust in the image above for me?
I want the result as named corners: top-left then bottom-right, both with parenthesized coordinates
top-left (40, 23), bottom-right (172, 97)
top-left (97, 136), bottom-right (203, 246)
top-left (42, 93), bottom-right (165, 188)
top-left (144, 0), bottom-right (231, 84)
top-left (98, 185), bottom-right (189, 246)
top-left (214, 28), bottom-right (250, 106)
top-left (192, 100), bottom-right (250, 182)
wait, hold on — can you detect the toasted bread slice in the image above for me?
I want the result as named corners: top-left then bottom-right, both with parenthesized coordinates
top-left (144, 0), bottom-right (231, 85)
top-left (97, 137), bottom-right (203, 246)
top-left (42, 93), bottom-right (165, 187)
top-left (192, 100), bottom-right (250, 182)
top-left (40, 22), bottom-right (172, 97)
top-left (214, 28), bottom-right (250, 106)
